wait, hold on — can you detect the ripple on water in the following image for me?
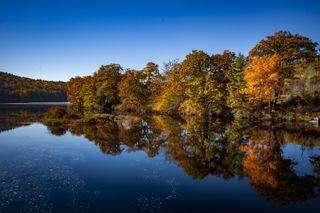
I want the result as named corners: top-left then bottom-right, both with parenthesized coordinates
top-left (137, 177), bottom-right (179, 212)
top-left (0, 148), bottom-right (90, 213)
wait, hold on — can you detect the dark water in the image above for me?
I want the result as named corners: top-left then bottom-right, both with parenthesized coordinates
top-left (0, 103), bottom-right (319, 212)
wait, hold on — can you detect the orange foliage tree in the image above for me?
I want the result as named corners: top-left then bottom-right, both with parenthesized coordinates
top-left (242, 54), bottom-right (281, 112)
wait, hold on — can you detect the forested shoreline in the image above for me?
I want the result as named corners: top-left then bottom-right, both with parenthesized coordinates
top-left (1, 31), bottom-right (319, 121)
top-left (0, 72), bottom-right (67, 103)
top-left (67, 31), bottom-right (320, 122)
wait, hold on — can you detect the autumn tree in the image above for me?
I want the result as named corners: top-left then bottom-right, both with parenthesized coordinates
top-left (93, 64), bottom-right (122, 112)
top-left (179, 50), bottom-right (235, 115)
top-left (153, 60), bottom-right (186, 114)
top-left (117, 62), bottom-right (162, 113)
top-left (246, 31), bottom-right (319, 114)
top-left (118, 70), bottom-right (149, 113)
top-left (141, 62), bottom-right (160, 85)
top-left (242, 54), bottom-right (281, 112)
top-left (207, 50), bottom-right (235, 115)
top-left (141, 62), bottom-right (163, 101)
top-left (68, 76), bottom-right (84, 105)
top-left (154, 50), bottom-right (235, 116)
top-left (249, 31), bottom-right (318, 67)
top-left (80, 76), bottom-right (97, 109)
top-left (178, 50), bottom-right (212, 115)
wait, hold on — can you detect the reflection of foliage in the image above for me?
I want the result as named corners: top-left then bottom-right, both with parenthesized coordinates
top-left (241, 128), bottom-right (319, 205)
top-left (44, 106), bottom-right (69, 122)
top-left (310, 155), bottom-right (320, 173)
top-left (43, 106), bottom-right (70, 136)
top-left (250, 161), bottom-right (317, 205)
top-left (241, 140), bottom-right (281, 188)
top-left (46, 123), bottom-right (69, 136)
top-left (0, 105), bottom-right (50, 132)
top-left (282, 125), bottom-right (320, 147)
top-left (118, 115), bottom-right (166, 157)
top-left (36, 106), bottom-right (320, 205)
top-left (163, 117), bottom-right (244, 180)
top-left (70, 117), bottom-right (121, 155)
top-left (0, 111), bottom-right (38, 132)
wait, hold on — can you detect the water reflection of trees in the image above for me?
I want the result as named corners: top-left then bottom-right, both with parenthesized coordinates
top-left (118, 115), bottom-right (167, 157)
top-left (157, 117), bottom-right (245, 180)
top-left (240, 127), bottom-right (319, 204)
top-left (0, 104), bottom-right (49, 132)
top-left (70, 117), bottom-right (121, 155)
top-left (3, 105), bottom-right (320, 204)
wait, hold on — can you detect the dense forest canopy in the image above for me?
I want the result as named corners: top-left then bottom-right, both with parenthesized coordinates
top-left (0, 72), bottom-right (67, 102)
top-left (67, 31), bottom-right (320, 120)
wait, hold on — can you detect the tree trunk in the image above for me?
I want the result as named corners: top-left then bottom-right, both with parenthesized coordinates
top-left (268, 101), bottom-right (271, 114)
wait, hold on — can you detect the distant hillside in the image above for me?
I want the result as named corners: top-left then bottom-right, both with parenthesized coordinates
top-left (0, 72), bottom-right (67, 102)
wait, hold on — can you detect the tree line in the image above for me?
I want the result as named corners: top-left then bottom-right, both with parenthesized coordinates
top-left (0, 72), bottom-right (67, 103)
top-left (67, 31), bottom-right (320, 119)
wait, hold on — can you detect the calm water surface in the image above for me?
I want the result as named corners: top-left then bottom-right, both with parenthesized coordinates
top-left (0, 104), bottom-right (319, 212)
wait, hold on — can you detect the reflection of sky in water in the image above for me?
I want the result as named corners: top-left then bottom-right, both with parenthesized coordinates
top-left (282, 143), bottom-right (320, 176)
top-left (0, 119), bottom-right (320, 212)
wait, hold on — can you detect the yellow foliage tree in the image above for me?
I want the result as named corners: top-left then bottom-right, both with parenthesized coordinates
top-left (242, 54), bottom-right (281, 111)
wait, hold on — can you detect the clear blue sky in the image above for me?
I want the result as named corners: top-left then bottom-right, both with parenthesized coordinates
top-left (1, 0), bottom-right (319, 81)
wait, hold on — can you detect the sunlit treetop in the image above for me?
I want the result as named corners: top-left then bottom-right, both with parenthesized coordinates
top-left (249, 31), bottom-right (318, 65)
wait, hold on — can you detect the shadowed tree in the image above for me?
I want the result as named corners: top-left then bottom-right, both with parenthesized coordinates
top-left (226, 54), bottom-right (248, 118)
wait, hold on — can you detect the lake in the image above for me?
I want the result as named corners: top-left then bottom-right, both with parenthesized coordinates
top-left (0, 103), bottom-right (319, 212)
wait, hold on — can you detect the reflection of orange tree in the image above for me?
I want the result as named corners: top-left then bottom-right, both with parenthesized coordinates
top-left (118, 115), bottom-right (166, 157)
top-left (241, 128), bottom-right (318, 204)
top-left (41, 106), bottom-right (320, 203)
top-left (241, 139), bottom-right (279, 188)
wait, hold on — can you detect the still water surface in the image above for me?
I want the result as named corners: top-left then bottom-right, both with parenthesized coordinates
top-left (0, 103), bottom-right (319, 212)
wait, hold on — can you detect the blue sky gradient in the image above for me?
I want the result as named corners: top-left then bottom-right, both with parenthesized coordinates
top-left (1, 0), bottom-right (319, 81)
